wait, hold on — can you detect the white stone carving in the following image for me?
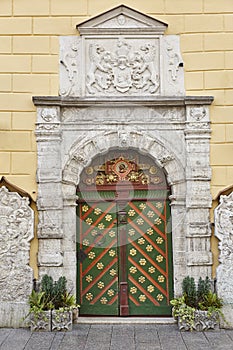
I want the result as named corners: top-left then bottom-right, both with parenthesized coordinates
top-left (0, 186), bottom-right (34, 302)
top-left (215, 192), bottom-right (233, 327)
top-left (37, 107), bottom-right (59, 123)
top-left (85, 39), bottom-right (159, 95)
top-left (59, 6), bottom-right (184, 97)
top-left (59, 37), bottom-right (81, 96)
top-left (215, 192), bottom-right (233, 265)
top-left (77, 5), bottom-right (167, 36)
top-left (190, 107), bottom-right (207, 121)
top-left (161, 35), bottom-right (185, 96)
top-left (41, 108), bottom-right (57, 122)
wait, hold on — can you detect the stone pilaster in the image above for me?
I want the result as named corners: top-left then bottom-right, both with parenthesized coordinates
top-left (185, 105), bottom-right (212, 279)
top-left (35, 107), bottom-right (63, 281)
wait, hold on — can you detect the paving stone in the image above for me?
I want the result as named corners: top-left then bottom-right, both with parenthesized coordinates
top-left (24, 332), bottom-right (55, 350)
top-left (180, 331), bottom-right (211, 350)
top-left (136, 345), bottom-right (161, 350)
top-left (58, 333), bottom-right (85, 349)
top-left (1, 323), bottom-right (233, 350)
top-left (50, 332), bottom-right (65, 350)
top-left (85, 342), bottom-right (111, 350)
top-left (204, 331), bottom-right (233, 350)
top-left (0, 329), bottom-right (31, 350)
top-left (0, 329), bottom-right (12, 348)
top-left (159, 334), bottom-right (187, 350)
top-left (224, 329), bottom-right (233, 341)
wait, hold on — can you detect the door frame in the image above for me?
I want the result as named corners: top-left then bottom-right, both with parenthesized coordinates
top-left (76, 153), bottom-right (173, 317)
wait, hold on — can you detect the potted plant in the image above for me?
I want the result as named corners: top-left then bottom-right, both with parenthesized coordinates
top-left (28, 289), bottom-right (52, 332)
top-left (170, 276), bottom-right (224, 331)
top-left (27, 274), bottom-right (79, 332)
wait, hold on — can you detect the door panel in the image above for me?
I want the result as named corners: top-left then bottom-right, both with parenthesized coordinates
top-left (77, 200), bottom-right (119, 315)
top-left (77, 195), bottom-right (173, 316)
top-left (126, 199), bottom-right (172, 315)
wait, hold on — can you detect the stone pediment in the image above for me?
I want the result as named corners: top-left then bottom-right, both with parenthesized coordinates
top-left (60, 5), bottom-right (184, 97)
top-left (77, 5), bottom-right (167, 35)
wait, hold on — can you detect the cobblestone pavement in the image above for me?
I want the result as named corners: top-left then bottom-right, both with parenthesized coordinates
top-left (1, 324), bottom-right (233, 350)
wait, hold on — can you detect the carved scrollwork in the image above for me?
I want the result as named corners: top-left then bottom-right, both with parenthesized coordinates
top-left (0, 186), bottom-right (34, 302)
top-left (215, 192), bottom-right (233, 302)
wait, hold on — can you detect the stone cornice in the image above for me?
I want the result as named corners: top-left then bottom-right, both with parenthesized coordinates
top-left (32, 96), bottom-right (214, 107)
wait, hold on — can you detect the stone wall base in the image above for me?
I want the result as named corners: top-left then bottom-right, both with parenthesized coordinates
top-left (220, 305), bottom-right (233, 329)
top-left (0, 302), bottom-right (29, 328)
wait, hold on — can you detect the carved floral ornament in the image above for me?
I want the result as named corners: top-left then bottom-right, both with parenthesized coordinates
top-left (78, 151), bottom-right (167, 188)
top-left (215, 192), bottom-right (233, 264)
top-left (0, 186), bottom-right (34, 302)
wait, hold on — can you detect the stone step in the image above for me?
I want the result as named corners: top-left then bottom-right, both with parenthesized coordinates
top-left (78, 317), bottom-right (176, 324)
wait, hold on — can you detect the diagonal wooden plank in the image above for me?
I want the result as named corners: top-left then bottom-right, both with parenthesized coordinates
top-left (82, 257), bottom-right (117, 296)
top-left (127, 214), bottom-right (166, 240)
top-left (128, 275), bottom-right (160, 306)
top-left (129, 294), bottom-right (140, 306)
top-left (146, 200), bottom-right (166, 221)
top-left (128, 256), bottom-right (168, 298)
top-left (90, 277), bottom-right (118, 305)
top-left (81, 202), bottom-right (116, 239)
top-left (82, 238), bottom-right (117, 276)
top-left (129, 238), bottom-right (167, 277)
top-left (128, 202), bottom-right (166, 237)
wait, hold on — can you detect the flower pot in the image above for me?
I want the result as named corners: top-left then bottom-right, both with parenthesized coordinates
top-left (178, 310), bottom-right (220, 331)
top-left (51, 309), bottom-right (73, 331)
top-left (30, 310), bottom-right (51, 332)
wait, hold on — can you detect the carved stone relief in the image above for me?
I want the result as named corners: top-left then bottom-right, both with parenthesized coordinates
top-left (161, 35), bottom-right (184, 96)
top-left (59, 6), bottom-right (185, 97)
top-left (215, 192), bottom-right (233, 303)
top-left (214, 191), bottom-right (233, 327)
top-left (59, 37), bottom-right (81, 96)
top-left (85, 38), bottom-right (160, 95)
top-left (0, 186), bottom-right (34, 302)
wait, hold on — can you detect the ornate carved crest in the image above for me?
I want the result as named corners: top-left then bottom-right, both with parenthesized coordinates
top-left (78, 151), bottom-right (166, 189)
top-left (86, 39), bottom-right (159, 95)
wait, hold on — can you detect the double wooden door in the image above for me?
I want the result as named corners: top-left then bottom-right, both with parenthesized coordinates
top-left (77, 191), bottom-right (173, 316)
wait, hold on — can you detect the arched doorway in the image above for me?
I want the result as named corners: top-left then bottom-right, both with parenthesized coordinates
top-left (76, 149), bottom-right (173, 316)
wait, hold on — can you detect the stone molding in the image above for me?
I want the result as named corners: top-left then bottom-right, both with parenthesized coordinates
top-left (77, 5), bottom-right (168, 36)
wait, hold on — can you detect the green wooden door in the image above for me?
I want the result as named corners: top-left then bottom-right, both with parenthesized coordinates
top-left (126, 197), bottom-right (173, 315)
top-left (77, 193), bottom-right (173, 316)
top-left (77, 200), bottom-right (119, 315)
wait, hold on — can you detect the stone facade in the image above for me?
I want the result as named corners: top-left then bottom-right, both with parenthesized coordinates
top-left (33, 6), bottom-right (213, 300)
top-left (0, 186), bottom-right (34, 327)
top-left (215, 191), bottom-right (233, 327)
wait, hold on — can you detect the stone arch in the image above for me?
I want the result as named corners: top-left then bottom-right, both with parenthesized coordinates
top-left (61, 130), bottom-right (186, 296)
top-left (62, 129), bottom-right (185, 198)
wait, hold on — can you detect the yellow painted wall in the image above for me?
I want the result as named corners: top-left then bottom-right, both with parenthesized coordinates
top-left (0, 0), bottom-right (233, 277)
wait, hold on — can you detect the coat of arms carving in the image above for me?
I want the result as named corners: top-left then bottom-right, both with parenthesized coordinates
top-left (86, 39), bottom-right (159, 95)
